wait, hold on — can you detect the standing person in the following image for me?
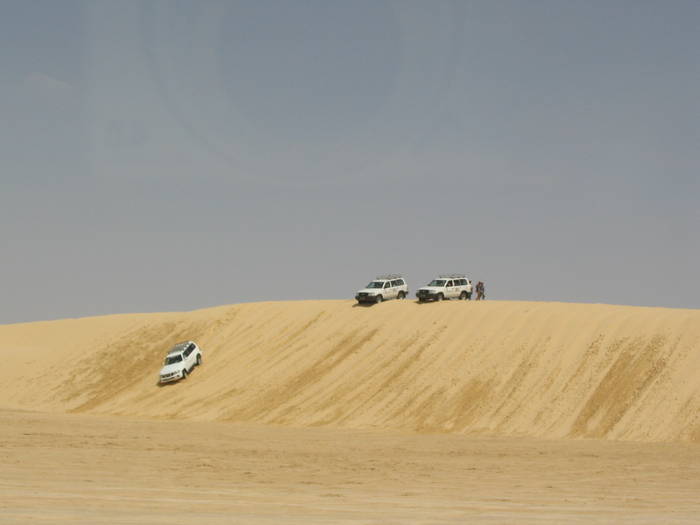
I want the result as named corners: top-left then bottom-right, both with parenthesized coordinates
top-left (466, 279), bottom-right (473, 300)
top-left (476, 281), bottom-right (485, 300)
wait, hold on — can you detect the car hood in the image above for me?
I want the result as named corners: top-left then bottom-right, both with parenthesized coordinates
top-left (160, 363), bottom-right (184, 375)
top-left (356, 288), bottom-right (380, 294)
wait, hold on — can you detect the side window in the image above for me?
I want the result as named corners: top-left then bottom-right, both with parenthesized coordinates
top-left (446, 280), bottom-right (453, 287)
top-left (185, 343), bottom-right (194, 356)
top-left (391, 280), bottom-right (400, 287)
top-left (459, 279), bottom-right (466, 286)
top-left (384, 282), bottom-right (390, 288)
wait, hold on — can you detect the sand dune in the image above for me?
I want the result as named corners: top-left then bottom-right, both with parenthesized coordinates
top-left (3, 300), bottom-right (700, 522)
top-left (1, 300), bottom-right (698, 442)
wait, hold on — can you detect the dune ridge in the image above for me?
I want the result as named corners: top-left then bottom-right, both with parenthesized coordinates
top-left (1, 300), bottom-right (698, 442)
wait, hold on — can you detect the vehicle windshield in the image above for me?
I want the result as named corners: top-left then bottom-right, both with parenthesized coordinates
top-left (428, 280), bottom-right (447, 287)
top-left (164, 355), bottom-right (183, 365)
top-left (366, 281), bottom-right (384, 289)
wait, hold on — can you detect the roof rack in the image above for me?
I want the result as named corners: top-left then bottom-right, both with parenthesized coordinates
top-left (167, 341), bottom-right (191, 353)
top-left (438, 273), bottom-right (466, 279)
top-left (375, 274), bottom-right (403, 280)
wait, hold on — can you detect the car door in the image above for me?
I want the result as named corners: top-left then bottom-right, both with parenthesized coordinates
top-left (383, 281), bottom-right (394, 299)
top-left (183, 344), bottom-right (195, 370)
top-left (446, 280), bottom-right (456, 299)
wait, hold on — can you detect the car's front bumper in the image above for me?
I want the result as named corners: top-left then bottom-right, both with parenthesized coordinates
top-left (355, 294), bottom-right (380, 303)
top-left (159, 370), bottom-right (184, 383)
top-left (416, 291), bottom-right (440, 301)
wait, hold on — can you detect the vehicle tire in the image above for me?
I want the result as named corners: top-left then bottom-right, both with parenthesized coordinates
top-left (397, 291), bottom-right (406, 300)
top-left (196, 354), bottom-right (202, 366)
top-left (437, 293), bottom-right (444, 302)
top-left (375, 295), bottom-right (383, 303)
top-left (459, 291), bottom-right (467, 300)
top-left (181, 369), bottom-right (188, 380)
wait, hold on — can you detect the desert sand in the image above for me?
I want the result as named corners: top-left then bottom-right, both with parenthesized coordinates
top-left (1, 300), bottom-right (699, 522)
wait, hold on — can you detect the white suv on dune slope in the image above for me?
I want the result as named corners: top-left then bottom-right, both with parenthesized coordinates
top-left (355, 274), bottom-right (409, 304)
top-left (158, 341), bottom-right (202, 383)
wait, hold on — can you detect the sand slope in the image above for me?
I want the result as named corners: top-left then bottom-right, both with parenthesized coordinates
top-left (1, 300), bottom-right (698, 442)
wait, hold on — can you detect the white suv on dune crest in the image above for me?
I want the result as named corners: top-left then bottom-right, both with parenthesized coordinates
top-left (416, 274), bottom-right (472, 302)
top-left (355, 274), bottom-right (409, 304)
top-left (158, 341), bottom-right (202, 383)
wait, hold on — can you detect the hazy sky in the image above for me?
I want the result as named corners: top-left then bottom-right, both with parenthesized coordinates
top-left (1, 0), bottom-right (698, 323)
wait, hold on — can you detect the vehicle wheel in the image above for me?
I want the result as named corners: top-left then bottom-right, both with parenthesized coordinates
top-left (437, 293), bottom-right (444, 302)
top-left (375, 295), bottom-right (383, 303)
top-left (459, 291), bottom-right (467, 300)
top-left (181, 369), bottom-right (188, 380)
top-left (397, 291), bottom-right (405, 299)
top-left (196, 354), bottom-right (202, 366)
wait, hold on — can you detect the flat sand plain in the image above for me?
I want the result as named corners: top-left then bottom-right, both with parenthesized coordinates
top-left (2, 409), bottom-right (698, 524)
top-left (1, 300), bottom-right (699, 522)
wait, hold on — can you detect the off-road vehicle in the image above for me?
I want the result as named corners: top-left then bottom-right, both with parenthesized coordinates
top-left (355, 274), bottom-right (409, 304)
top-left (158, 341), bottom-right (202, 383)
top-left (416, 274), bottom-right (472, 302)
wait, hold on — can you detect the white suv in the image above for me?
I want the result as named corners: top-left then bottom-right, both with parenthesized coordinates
top-left (355, 274), bottom-right (409, 304)
top-left (416, 274), bottom-right (472, 302)
top-left (158, 341), bottom-right (202, 383)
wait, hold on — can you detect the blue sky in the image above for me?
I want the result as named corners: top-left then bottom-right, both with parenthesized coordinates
top-left (1, 1), bottom-right (698, 322)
